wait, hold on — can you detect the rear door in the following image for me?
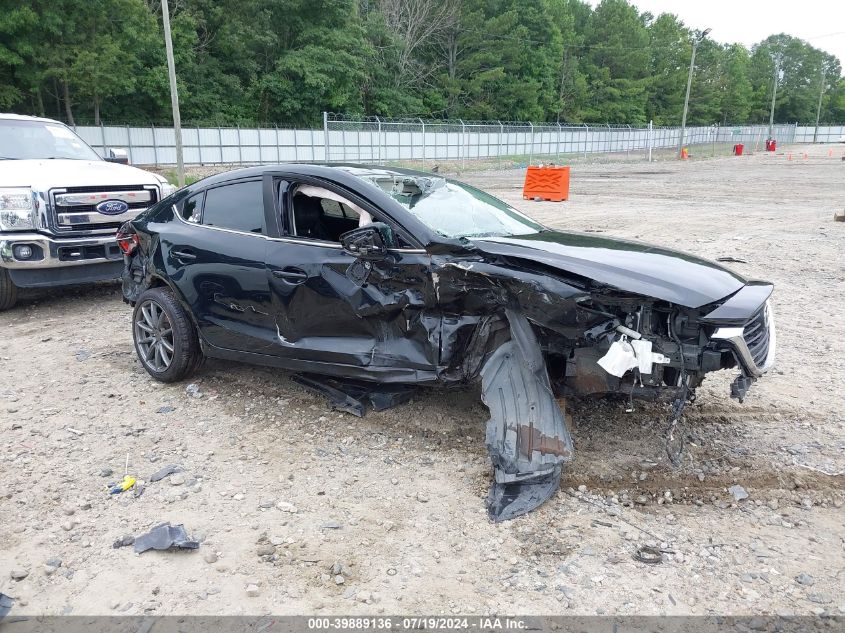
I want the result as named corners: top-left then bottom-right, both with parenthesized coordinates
top-left (163, 178), bottom-right (275, 353)
top-left (264, 177), bottom-right (439, 374)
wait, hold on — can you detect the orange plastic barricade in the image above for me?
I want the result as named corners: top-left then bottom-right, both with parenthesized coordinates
top-left (522, 165), bottom-right (570, 202)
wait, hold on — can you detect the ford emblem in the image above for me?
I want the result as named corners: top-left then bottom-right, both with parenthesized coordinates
top-left (96, 199), bottom-right (130, 216)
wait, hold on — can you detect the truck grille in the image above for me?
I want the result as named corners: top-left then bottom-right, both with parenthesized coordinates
top-left (50, 185), bottom-right (158, 235)
top-left (743, 304), bottom-right (771, 367)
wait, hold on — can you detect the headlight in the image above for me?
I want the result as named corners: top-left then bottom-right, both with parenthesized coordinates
top-left (160, 182), bottom-right (177, 198)
top-left (0, 188), bottom-right (36, 231)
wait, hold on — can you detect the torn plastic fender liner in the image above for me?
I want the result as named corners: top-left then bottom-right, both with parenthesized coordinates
top-left (481, 308), bottom-right (574, 521)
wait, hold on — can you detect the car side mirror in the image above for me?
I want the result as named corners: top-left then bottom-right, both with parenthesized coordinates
top-left (340, 222), bottom-right (393, 259)
top-left (105, 148), bottom-right (130, 165)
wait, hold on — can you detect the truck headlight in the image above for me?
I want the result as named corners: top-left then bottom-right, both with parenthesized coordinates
top-left (0, 188), bottom-right (36, 231)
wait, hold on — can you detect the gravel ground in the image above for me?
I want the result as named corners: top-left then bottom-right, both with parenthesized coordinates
top-left (1, 145), bottom-right (844, 617)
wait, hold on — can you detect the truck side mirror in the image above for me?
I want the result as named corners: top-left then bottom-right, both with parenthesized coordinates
top-left (340, 222), bottom-right (393, 259)
top-left (105, 148), bottom-right (130, 165)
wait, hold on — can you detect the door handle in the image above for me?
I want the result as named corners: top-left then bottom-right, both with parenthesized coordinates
top-left (272, 267), bottom-right (308, 284)
top-left (172, 249), bottom-right (197, 262)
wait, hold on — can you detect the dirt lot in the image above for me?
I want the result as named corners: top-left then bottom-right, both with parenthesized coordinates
top-left (1, 145), bottom-right (844, 617)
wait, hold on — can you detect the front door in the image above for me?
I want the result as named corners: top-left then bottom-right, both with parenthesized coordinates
top-left (264, 180), bottom-right (438, 374)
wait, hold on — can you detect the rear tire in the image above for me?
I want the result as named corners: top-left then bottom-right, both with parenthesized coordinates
top-left (133, 286), bottom-right (202, 382)
top-left (0, 268), bottom-right (18, 311)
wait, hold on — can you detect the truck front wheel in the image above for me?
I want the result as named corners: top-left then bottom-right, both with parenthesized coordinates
top-left (0, 268), bottom-right (18, 311)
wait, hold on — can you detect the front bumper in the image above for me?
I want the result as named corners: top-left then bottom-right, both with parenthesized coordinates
top-left (0, 232), bottom-right (124, 288)
top-left (710, 300), bottom-right (777, 378)
top-left (1, 232), bottom-right (123, 269)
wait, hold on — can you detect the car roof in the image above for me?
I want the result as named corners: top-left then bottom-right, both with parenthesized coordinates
top-left (195, 162), bottom-right (437, 189)
top-left (0, 113), bottom-right (65, 124)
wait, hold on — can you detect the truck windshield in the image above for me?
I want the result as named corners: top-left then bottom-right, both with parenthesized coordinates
top-left (358, 174), bottom-right (544, 239)
top-left (0, 119), bottom-right (101, 161)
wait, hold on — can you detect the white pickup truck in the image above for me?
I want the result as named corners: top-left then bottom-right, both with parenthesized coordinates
top-left (0, 113), bottom-right (175, 310)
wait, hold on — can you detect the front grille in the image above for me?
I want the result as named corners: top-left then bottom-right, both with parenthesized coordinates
top-left (59, 221), bottom-right (124, 233)
top-left (743, 306), bottom-right (770, 367)
top-left (53, 201), bottom-right (150, 215)
top-left (50, 185), bottom-right (157, 235)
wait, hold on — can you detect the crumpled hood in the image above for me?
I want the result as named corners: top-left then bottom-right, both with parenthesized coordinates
top-left (471, 230), bottom-right (748, 308)
top-left (0, 159), bottom-right (164, 190)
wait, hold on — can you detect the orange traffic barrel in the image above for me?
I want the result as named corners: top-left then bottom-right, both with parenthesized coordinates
top-left (523, 165), bottom-right (570, 202)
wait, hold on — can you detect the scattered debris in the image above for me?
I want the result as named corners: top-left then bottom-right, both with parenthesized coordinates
top-left (113, 535), bottom-right (135, 549)
top-left (321, 521), bottom-right (343, 530)
top-left (245, 584), bottom-right (260, 597)
top-left (728, 484), bottom-right (749, 501)
top-left (155, 406), bottom-right (175, 414)
top-left (109, 475), bottom-right (137, 494)
top-left (185, 383), bottom-right (203, 398)
top-left (796, 572), bottom-right (815, 586)
top-left (633, 546), bottom-right (663, 565)
top-left (291, 373), bottom-right (415, 417)
top-left (149, 464), bottom-right (184, 482)
top-left (276, 501), bottom-right (298, 513)
top-left (66, 427), bottom-right (84, 436)
top-left (133, 522), bottom-right (200, 554)
top-left (0, 593), bottom-right (13, 620)
top-left (716, 256), bottom-right (748, 264)
top-left (75, 349), bottom-right (90, 362)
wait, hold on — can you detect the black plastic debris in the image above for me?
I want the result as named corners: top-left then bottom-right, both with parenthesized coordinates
top-left (133, 522), bottom-right (200, 554)
top-left (156, 405), bottom-right (176, 414)
top-left (0, 593), bottom-right (13, 620)
top-left (149, 464), bottom-right (183, 482)
top-left (481, 310), bottom-right (573, 522)
top-left (292, 373), bottom-right (416, 417)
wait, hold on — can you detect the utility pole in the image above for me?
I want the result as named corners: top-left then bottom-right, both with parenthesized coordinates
top-left (161, 0), bottom-right (185, 187)
top-left (678, 28), bottom-right (711, 159)
top-left (768, 58), bottom-right (781, 139)
top-left (813, 66), bottom-right (827, 143)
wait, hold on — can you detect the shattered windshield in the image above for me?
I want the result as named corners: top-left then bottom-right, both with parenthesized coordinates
top-left (359, 174), bottom-right (544, 239)
top-left (0, 119), bottom-right (101, 160)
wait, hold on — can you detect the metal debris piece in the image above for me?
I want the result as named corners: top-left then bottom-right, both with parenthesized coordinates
top-left (716, 257), bottom-right (748, 264)
top-left (292, 373), bottom-right (416, 417)
top-left (149, 464), bottom-right (184, 482)
top-left (634, 545), bottom-right (663, 564)
top-left (133, 522), bottom-right (200, 554)
top-left (482, 310), bottom-right (573, 521)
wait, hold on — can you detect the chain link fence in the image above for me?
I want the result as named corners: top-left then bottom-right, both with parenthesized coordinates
top-left (71, 115), bottom-right (844, 167)
top-left (323, 115), bottom-right (802, 166)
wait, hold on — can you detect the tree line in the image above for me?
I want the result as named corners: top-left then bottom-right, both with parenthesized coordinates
top-left (1, 0), bottom-right (843, 127)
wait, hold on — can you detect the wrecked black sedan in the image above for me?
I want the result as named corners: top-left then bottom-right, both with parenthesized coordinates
top-left (119, 164), bottom-right (775, 520)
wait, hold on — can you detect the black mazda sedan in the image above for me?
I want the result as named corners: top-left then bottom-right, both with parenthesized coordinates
top-left (119, 164), bottom-right (775, 520)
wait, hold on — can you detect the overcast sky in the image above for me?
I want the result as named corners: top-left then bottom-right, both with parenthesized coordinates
top-left (589, 0), bottom-right (845, 70)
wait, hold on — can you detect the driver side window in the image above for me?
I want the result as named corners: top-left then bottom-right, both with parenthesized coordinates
top-left (289, 185), bottom-right (373, 243)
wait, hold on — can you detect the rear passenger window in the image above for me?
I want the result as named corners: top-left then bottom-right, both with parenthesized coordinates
top-left (202, 181), bottom-right (265, 235)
